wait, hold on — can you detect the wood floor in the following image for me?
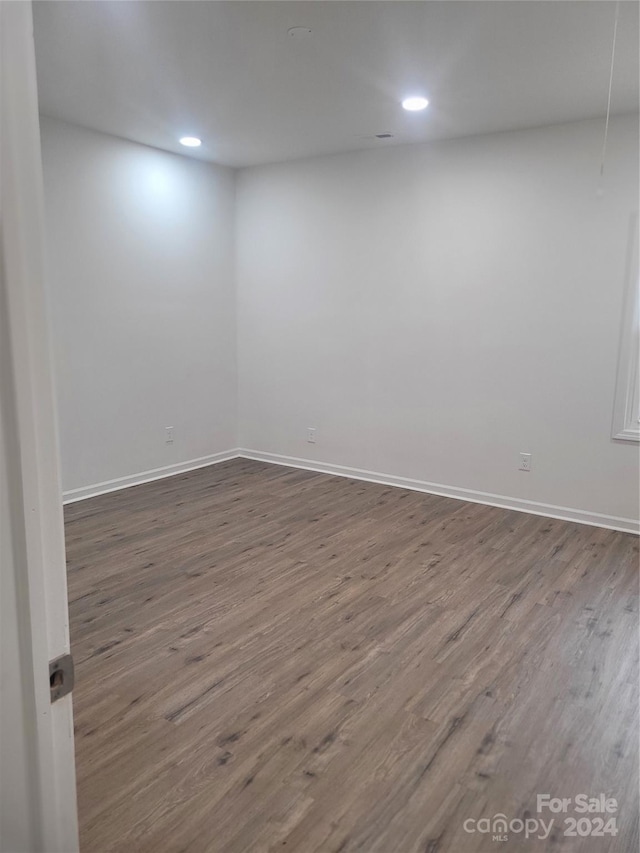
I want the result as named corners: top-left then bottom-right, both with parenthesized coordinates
top-left (65, 458), bottom-right (639, 853)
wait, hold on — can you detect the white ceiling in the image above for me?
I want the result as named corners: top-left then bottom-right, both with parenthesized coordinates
top-left (33, 1), bottom-right (639, 168)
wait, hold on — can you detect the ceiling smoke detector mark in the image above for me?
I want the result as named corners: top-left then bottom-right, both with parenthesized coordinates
top-left (287, 27), bottom-right (312, 39)
top-left (355, 133), bottom-right (396, 141)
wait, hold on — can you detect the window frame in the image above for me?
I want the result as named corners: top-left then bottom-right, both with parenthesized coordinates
top-left (612, 212), bottom-right (640, 443)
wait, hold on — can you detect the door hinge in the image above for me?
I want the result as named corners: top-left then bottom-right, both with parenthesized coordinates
top-left (49, 653), bottom-right (74, 703)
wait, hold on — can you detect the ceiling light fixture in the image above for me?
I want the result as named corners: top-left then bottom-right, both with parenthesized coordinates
top-left (402, 96), bottom-right (429, 112)
top-left (179, 136), bottom-right (202, 147)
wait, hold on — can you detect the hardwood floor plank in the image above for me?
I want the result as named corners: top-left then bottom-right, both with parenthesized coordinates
top-left (65, 459), bottom-right (639, 852)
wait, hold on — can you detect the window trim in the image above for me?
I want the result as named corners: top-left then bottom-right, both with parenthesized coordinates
top-left (612, 212), bottom-right (640, 443)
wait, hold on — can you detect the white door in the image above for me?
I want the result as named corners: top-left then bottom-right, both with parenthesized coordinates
top-left (0, 2), bottom-right (79, 850)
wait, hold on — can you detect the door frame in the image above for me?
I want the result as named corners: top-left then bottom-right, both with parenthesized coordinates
top-left (1, 2), bottom-right (79, 850)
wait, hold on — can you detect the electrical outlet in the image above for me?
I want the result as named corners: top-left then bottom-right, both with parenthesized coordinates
top-left (165, 426), bottom-right (174, 444)
top-left (307, 427), bottom-right (316, 444)
top-left (519, 452), bottom-right (531, 472)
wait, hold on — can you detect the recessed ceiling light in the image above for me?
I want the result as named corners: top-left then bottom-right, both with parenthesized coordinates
top-left (402, 96), bottom-right (429, 112)
top-left (179, 136), bottom-right (202, 147)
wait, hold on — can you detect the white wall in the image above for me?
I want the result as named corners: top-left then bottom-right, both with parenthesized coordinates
top-left (40, 118), bottom-right (237, 494)
top-left (237, 115), bottom-right (640, 525)
top-left (40, 115), bottom-right (639, 526)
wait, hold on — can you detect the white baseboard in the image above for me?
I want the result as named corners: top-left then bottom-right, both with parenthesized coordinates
top-left (62, 446), bottom-right (640, 534)
top-left (62, 449), bottom-right (241, 504)
top-left (238, 448), bottom-right (640, 535)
